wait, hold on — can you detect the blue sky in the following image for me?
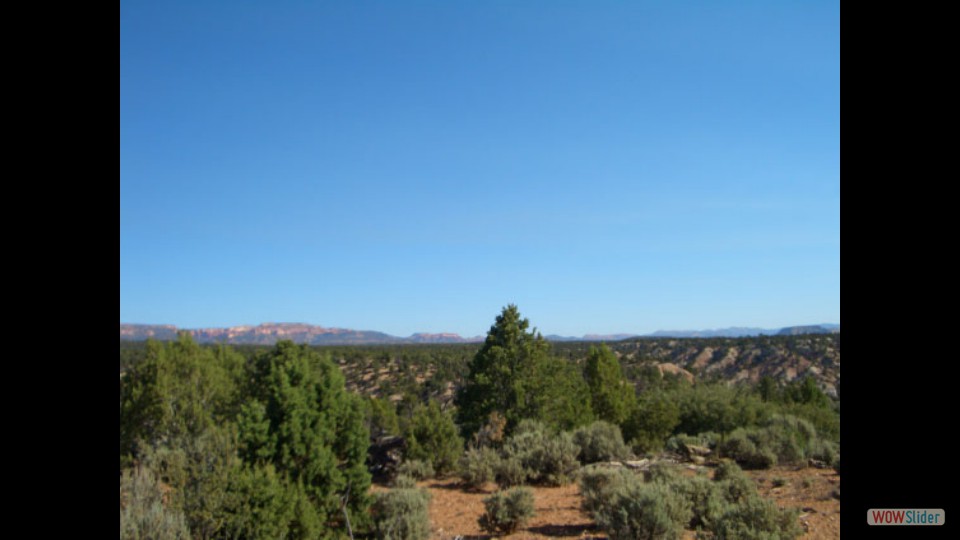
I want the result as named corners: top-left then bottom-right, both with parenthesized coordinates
top-left (120, 1), bottom-right (839, 337)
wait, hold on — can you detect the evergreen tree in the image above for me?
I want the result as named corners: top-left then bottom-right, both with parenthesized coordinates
top-left (365, 396), bottom-right (401, 439)
top-left (583, 344), bottom-right (636, 426)
top-left (622, 392), bottom-right (681, 453)
top-left (120, 334), bottom-right (241, 468)
top-left (534, 357), bottom-right (595, 431)
top-left (784, 376), bottom-right (831, 408)
top-left (757, 375), bottom-right (779, 402)
top-left (456, 305), bottom-right (593, 437)
top-left (221, 463), bottom-right (293, 540)
top-left (238, 340), bottom-right (371, 533)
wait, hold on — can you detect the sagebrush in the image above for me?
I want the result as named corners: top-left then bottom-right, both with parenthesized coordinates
top-left (372, 487), bottom-right (432, 540)
top-left (479, 487), bottom-right (536, 534)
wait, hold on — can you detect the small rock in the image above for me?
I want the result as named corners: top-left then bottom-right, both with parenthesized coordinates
top-left (622, 459), bottom-right (650, 470)
top-left (685, 444), bottom-right (712, 457)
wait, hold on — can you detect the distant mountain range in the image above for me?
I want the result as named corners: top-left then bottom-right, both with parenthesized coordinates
top-left (647, 324), bottom-right (840, 338)
top-left (545, 334), bottom-right (641, 342)
top-left (119, 323), bottom-right (482, 345)
top-left (120, 322), bottom-right (838, 346)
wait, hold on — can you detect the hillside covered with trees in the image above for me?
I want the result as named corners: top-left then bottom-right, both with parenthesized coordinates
top-left (122, 328), bottom-right (840, 407)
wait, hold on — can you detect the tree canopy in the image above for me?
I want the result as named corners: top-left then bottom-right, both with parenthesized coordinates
top-left (455, 305), bottom-right (593, 437)
top-left (238, 341), bottom-right (371, 527)
top-left (583, 344), bottom-right (637, 426)
top-left (120, 337), bottom-right (371, 539)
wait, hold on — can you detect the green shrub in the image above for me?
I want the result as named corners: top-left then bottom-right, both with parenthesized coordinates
top-left (502, 418), bottom-right (535, 439)
top-left (494, 456), bottom-right (529, 488)
top-left (578, 466), bottom-right (636, 514)
top-left (459, 447), bottom-right (500, 489)
top-left (584, 461), bottom-right (703, 538)
top-left (499, 423), bottom-right (546, 484)
top-left (403, 401), bottom-right (464, 477)
top-left (479, 487), bottom-right (536, 534)
top-left (757, 415), bottom-right (817, 465)
top-left (712, 460), bottom-right (758, 504)
top-left (372, 487), bottom-right (432, 540)
top-left (582, 462), bottom-right (770, 536)
top-left (674, 383), bottom-right (770, 437)
top-left (748, 448), bottom-right (778, 469)
top-left (529, 431), bottom-right (580, 486)
top-left (141, 427), bottom-right (240, 539)
top-left (592, 481), bottom-right (692, 540)
top-left (392, 474), bottom-right (417, 489)
top-left (720, 414), bottom-right (831, 469)
top-left (286, 481), bottom-right (325, 540)
top-left (365, 397), bottom-right (401, 439)
top-left (720, 430), bottom-right (777, 469)
top-left (713, 460), bottom-right (745, 482)
top-left (221, 463), bottom-right (299, 540)
top-left (641, 463), bottom-right (729, 531)
top-left (397, 459), bottom-right (435, 481)
top-left (711, 496), bottom-right (802, 539)
top-left (502, 421), bottom-right (579, 486)
top-left (781, 402), bottom-right (840, 443)
top-left (120, 466), bottom-right (190, 540)
top-left (718, 430), bottom-right (753, 459)
top-left (718, 475), bottom-right (758, 505)
top-left (623, 393), bottom-right (681, 453)
top-left (675, 475), bottom-right (728, 530)
top-left (573, 421), bottom-right (633, 464)
top-left (741, 431), bottom-right (790, 466)
top-left (644, 462), bottom-right (684, 485)
top-left (665, 432), bottom-right (719, 455)
top-left (809, 438), bottom-right (838, 466)
top-left (767, 414), bottom-right (818, 445)
top-left (772, 477), bottom-right (787, 488)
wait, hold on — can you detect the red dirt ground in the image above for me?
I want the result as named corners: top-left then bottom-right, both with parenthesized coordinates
top-left (423, 479), bottom-right (598, 540)
top-left (372, 465), bottom-right (840, 539)
top-left (749, 466), bottom-right (841, 540)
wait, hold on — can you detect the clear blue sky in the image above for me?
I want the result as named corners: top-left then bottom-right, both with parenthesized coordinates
top-left (120, 1), bottom-right (839, 337)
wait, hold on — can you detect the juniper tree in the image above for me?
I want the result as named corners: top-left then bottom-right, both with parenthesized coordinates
top-left (455, 305), bottom-right (593, 438)
top-left (583, 344), bottom-right (636, 426)
top-left (238, 340), bottom-right (372, 532)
